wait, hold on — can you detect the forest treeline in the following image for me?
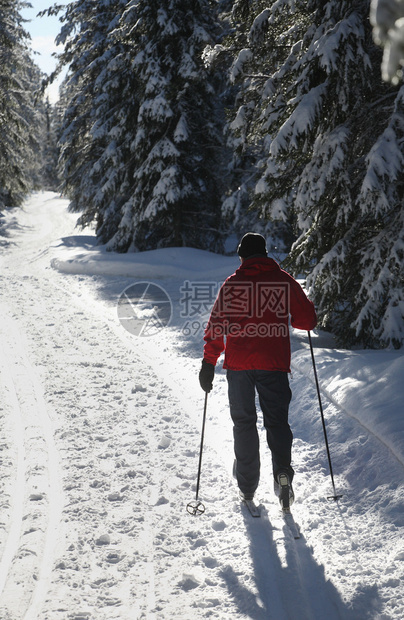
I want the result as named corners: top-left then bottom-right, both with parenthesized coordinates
top-left (1, 0), bottom-right (403, 349)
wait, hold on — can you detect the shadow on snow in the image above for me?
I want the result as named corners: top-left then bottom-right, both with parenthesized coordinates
top-left (220, 505), bottom-right (381, 620)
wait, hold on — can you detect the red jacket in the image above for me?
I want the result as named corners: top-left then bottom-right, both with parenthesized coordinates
top-left (203, 257), bottom-right (317, 372)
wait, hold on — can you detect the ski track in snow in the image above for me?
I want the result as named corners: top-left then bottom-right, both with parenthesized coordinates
top-left (0, 192), bottom-right (403, 619)
top-left (0, 300), bottom-right (63, 619)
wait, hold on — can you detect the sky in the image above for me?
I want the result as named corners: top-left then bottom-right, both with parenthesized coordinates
top-left (21, 1), bottom-right (67, 103)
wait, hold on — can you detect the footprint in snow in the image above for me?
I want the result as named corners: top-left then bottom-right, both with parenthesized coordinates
top-left (158, 435), bottom-right (171, 449)
top-left (179, 573), bottom-right (201, 591)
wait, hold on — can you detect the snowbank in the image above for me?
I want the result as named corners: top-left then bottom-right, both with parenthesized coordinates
top-left (50, 237), bottom-right (238, 281)
top-left (293, 347), bottom-right (404, 467)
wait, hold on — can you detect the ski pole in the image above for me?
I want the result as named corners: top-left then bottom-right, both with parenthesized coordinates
top-left (186, 391), bottom-right (208, 516)
top-left (307, 331), bottom-right (343, 501)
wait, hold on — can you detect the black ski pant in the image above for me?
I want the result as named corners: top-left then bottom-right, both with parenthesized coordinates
top-left (227, 369), bottom-right (293, 495)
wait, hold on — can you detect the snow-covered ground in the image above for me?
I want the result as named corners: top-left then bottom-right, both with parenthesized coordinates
top-left (0, 192), bottom-right (403, 620)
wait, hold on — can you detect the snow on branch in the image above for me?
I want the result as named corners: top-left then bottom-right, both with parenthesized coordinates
top-left (294, 126), bottom-right (351, 221)
top-left (144, 166), bottom-right (182, 219)
top-left (360, 85), bottom-right (404, 216)
top-left (268, 0), bottom-right (297, 25)
top-left (270, 84), bottom-right (327, 156)
top-left (314, 13), bottom-right (368, 73)
top-left (248, 9), bottom-right (270, 46)
top-left (306, 237), bottom-right (348, 297)
top-left (230, 48), bottom-right (254, 83)
top-left (138, 96), bottom-right (174, 122)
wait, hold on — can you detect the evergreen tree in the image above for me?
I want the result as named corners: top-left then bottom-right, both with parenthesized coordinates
top-left (39, 97), bottom-right (61, 191)
top-left (55, 0), bottom-right (224, 252)
top-left (106, 0), bottom-right (223, 252)
top-left (0, 0), bottom-right (42, 209)
top-left (54, 0), bottom-right (130, 239)
top-left (206, 0), bottom-right (297, 251)
top-left (225, 0), bottom-right (404, 348)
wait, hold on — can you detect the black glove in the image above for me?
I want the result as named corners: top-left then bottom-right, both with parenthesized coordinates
top-left (199, 359), bottom-right (215, 392)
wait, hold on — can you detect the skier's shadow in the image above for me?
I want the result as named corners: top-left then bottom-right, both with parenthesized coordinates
top-left (220, 504), bottom-right (381, 620)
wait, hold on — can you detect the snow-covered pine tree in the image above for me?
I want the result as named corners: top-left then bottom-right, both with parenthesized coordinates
top-left (226, 0), bottom-right (404, 348)
top-left (39, 97), bottom-right (61, 191)
top-left (0, 0), bottom-right (42, 209)
top-left (106, 0), bottom-right (224, 252)
top-left (351, 87), bottom-right (404, 348)
top-left (55, 0), bottom-right (224, 252)
top-left (209, 0), bottom-right (298, 252)
top-left (54, 0), bottom-right (130, 237)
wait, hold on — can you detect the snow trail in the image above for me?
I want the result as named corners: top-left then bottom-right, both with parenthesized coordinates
top-left (0, 312), bottom-right (26, 598)
top-left (0, 192), bottom-right (403, 619)
top-left (0, 300), bottom-right (63, 618)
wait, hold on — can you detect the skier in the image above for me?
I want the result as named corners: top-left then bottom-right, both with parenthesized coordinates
top-left (199, 232), bottom-right (317, 510)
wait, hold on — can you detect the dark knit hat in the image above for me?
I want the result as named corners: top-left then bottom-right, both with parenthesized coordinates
top-left (237, 232), bottom-right (267, 258)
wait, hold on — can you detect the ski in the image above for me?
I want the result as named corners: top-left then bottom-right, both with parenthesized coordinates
top-left (282, 508), bottom-right (300, 539)
top-left (242, 499), bottom-right (261, 518)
